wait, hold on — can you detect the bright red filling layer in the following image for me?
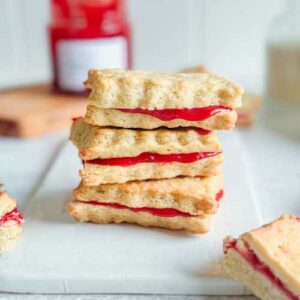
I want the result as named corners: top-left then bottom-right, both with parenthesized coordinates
top-left (117, 106), bottom-right (232, 121)
top-left (82, 190), bottom-right (223, 218)
top-left (224, 239), bottom-right (299, 300)
top-left (85, 151), bottom-right (221, 167)
top-left (216, 189), bottom-right (224, 202)
top-left (195, 128), bottom-right (212, 135)
top-left (72, 116), bottom-right (83, 122)
top-left (0, 207), bottom-right (24, 226)
top-left (85, 201), bottom-right (194, 217)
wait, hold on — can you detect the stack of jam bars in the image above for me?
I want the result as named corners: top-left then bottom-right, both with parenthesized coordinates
top-left (68, 69), bottom-right (243, 234)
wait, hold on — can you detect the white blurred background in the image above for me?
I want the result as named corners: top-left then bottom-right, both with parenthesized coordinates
top-left (0, 0), bottom-right (287, 93)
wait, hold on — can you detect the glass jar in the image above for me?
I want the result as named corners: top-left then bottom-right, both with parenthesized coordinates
top-left (266, 0), bottom-right (300, 104)
top-left (49, 0), bottom-right (132, 94)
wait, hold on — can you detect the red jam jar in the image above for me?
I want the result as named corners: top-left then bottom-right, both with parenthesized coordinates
top-left (49, 0), bottom-right (132, 94)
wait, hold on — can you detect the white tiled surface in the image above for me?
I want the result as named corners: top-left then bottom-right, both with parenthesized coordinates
top-left (0, 0), bottom-right (287, 92)
top-left (1, 107), bottom-right (300, 298)
top-left (0, 133), bottom-right (260, 295)
top-left (0, 131), bottom-right (68, 208)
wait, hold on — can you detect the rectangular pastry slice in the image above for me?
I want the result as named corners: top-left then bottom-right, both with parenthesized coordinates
top-left (69, 174), bottom-right (224, 234)
top-left (71, 118), bottom-right (223, 185)
top-left (223, 215), bottom-right (300, 300)
top-left (0, 191), bottom-right (24, 253)
top-left (84, 69), bottom-right (243, 130)
top-left (68, 201), bottom-right (211, 234)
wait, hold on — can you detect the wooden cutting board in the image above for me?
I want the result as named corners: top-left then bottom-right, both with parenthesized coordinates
top-left (0, 85), bottom-right (86, 137)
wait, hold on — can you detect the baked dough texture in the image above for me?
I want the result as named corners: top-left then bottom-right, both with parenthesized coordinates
top-left (181, 64), bottom-right (209, 74)
top-left (223, 248), bottom-right (289, 300)
top-left (68, 201), bottom-right (211, 234)
top-left (0, 192), bottom-right (22, 253)
top-left (80, 157), bottom-right (223, 185)
top-left (71, 118), bottom-right (223, 184)
top-left (70, 118), bottom-right (222, 160)
top-left (0, 221), bottom-right (22, 253)
top-left (0, 192), bottom-right (16, 217)
top-left (74, 174), bottom-right (224, 216)
top-left (84, 69), bottom-right (243, 109)
top-left (241, 215), bottom-right (300, 297)
top-left (84, 106), bottom-right (238, 130)
top-left (223, 215), bottom-right (300, 298)
top-left (181, 64), bottom-right (259, 129)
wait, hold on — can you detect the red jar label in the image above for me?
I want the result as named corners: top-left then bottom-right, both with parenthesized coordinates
top-left (57, 36), bottom-right (127, 91)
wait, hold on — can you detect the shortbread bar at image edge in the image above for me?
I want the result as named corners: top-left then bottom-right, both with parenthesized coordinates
top-left (0, 191), bottom-right (24, 253)
top-left (71, 118), bottom-right (223, 185)
top-left (68, 174), bottom-right (224, 234)
top-left (223, 215), bottom-right (300, 300)
top-left (84, 69), bottom-right (243, 130)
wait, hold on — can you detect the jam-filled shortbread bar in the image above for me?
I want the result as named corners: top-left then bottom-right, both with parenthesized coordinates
top-left (70, 118), bottom-right (223, 185)
top-left (68, 174), bottom-right (224, 234)
top-left (223, 215), bottom-right (300, 300)
top-left (0, 191), bottom-right (24, 252)
top-left (84, 69), bottom-right (243, 130)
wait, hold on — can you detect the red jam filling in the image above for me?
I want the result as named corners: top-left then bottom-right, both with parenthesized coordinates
top-left (117, 106), bottom-right (232, 121)
top-left (216, 189), bottom-right (224, 202)
top-left (85, 201), bottom-right (193, 217)
top-left (71, 116), bottom-right (83, 122)
top-left (85, 151), bottom-right (221, 167)
top-left (0, 207), bottom-right (24, 226)
top-left (82, 190), bottom-right (223, 218)
top-left (195, 128), bottom-right (212, 135)
top-left (224, 239), bottom-right (299, 300)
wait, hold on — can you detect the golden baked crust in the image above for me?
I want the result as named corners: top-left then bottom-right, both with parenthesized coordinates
top-left (0, 192), bottom-right (17, 218)
top-left (0, 221), bottom-right (22, 253)
top-left (181, 64), bottom-right (259, 129)
top-left (0, 192), bottom-right (22, 253)
top-left (240, 215), bottom-right (300, 296)
top-left (74, 174), bottom-right (223, 216)
top-left (85, 69), bottom-right (243, 109)
top-left (181, 64), bottom-right (209, 74)
top-left (223, 248), bottom-right (289, 300)
top-left (85, 106), bottom-right (237, 130)
top-left (80, 156), bottom-right (223, 185)
top-left (71, 118), bottom-right (222, 160)
top-left (68, 201), bottom-right (211, 234)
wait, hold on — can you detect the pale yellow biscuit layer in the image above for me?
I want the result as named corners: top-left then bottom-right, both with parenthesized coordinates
top-left (240, 215), bottom-right (300, 297)
top-left (223, 249), bottom-right (289, 300)
top-left (80, 156), bottom-right (223, 185)
top-left (0, 192), bottom-right (17, 218)
top-left (71, 118), bottom-right (222, 160)
top-left (0, 221), bottom-right (22, 253)
top-left (85, 106), bottom-right (237, 130)
top-left (0, 191), bottom-right (23, 253)
top-left (68, 201), bottom-right (211, 234)
top-left (74, 174), bottom-right (223, 216)
top-left (85, 69), bottom-right (243, 109)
